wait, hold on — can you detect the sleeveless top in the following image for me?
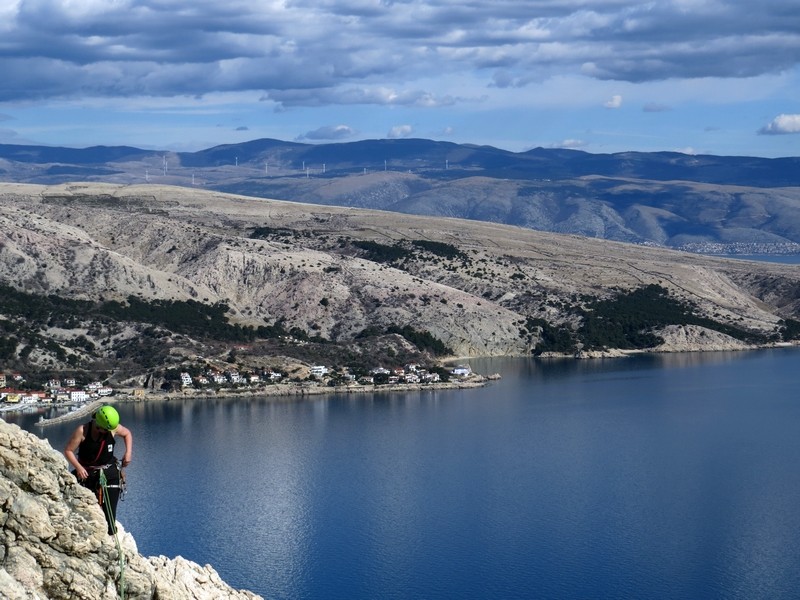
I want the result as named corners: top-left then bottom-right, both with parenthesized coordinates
top-left (77, 422), bottom-right (116, 467)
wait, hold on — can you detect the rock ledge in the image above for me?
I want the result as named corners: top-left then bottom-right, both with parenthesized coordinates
top-left (0, 419), bottom-right (263, 600)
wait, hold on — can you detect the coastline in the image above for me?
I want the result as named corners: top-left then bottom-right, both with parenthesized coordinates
top-left (30, 375), bottom-right (492, 427)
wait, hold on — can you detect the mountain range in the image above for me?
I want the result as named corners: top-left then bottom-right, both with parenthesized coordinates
top-left (2, 139), bottom-right (799, 253)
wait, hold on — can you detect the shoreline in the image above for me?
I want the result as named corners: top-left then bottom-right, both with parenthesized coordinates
top-left (29, 376), bottom-right (492, 427)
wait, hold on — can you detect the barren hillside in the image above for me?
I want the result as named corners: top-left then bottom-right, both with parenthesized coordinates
top-left (1, 182), bottom-right (799, 379)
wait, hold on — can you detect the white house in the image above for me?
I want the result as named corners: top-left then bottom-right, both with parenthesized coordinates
top-left (69, 390), bottom-right (89, 403)
top-left (451, 365), bottom-right (472, 377)
top-left (310, 365), bottom-right (329, 377)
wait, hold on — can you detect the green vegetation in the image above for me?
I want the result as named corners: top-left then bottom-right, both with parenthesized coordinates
top-left (352, 240), bottom-right (411, 263)
top-left (386, 324), bottom-right (452, 356)
top-left (0, 284), bottom-right (306, 344)
top-left (410, 240), bottom-right (466, 260)
top-left (0, 284), bottom-right (321, 374)
top-left (778, 318), bottom-right (800, 341)
top-left (249, 226), bottom-right (306, 240)
top-left (356, 324), bottom-right (452, 356)
top-left (523, 318), bottom-right (575, 355)
top-left (529, 284), bottom-right (773, 354)
top-left (351, 238), bottom-right (469, 268)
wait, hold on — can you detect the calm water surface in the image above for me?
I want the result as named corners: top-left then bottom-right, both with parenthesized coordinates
top-left (12, 349), bottom-right (800, 599)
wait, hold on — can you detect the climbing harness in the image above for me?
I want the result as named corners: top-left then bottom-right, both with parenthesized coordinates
top-left (99, 464), bottom-right (127, 600)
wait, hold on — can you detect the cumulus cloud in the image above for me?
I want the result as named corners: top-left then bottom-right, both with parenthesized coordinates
top-left (298, 125), bottom-right (356, 140)
top-left (388, 125), bottom-right (414, 139)
top-left (758, 114), bottom-right (800, 135)
top-left (550, 139), bottom-right (587, 149)
top-left (604, 95), bottom-right (622, 109)
top-left (0, 0), bottom-right (798, 109)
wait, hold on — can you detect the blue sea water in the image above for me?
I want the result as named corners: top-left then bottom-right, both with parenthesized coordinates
top-left (720, 254), bottom-right (800, 265)
top-left (11, 348), bottom-right (800, 599)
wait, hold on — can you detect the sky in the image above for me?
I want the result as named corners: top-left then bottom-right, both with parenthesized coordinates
top-left (0, 0), bottom-right (799, 157)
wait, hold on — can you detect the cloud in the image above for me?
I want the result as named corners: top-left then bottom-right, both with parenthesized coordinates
top-left (234, 126), bottom-right (249, 131)
top-left (643, 102), bottom-right (671, 112)
top-left (0, 0), bottom-right (798, 109)
top-left (758, 114), bottom-right (800, 135)
top-left (265, 87), bottom-right (457, 109)
top-left (550, 139), bottom-right (587, 149)
top-left (604, 95), bottom-right (622, 109)
top-left (387, 125), bottom-right (414, 139)
top-left (298, 125), bottom-right (356, 141)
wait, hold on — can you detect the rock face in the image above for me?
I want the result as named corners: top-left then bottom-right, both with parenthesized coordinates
top-left (0, 419), bottom-right (262, 600)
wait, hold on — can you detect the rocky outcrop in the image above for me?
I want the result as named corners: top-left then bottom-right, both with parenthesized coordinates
top-left (0, 419), bottom-right (262, 600)
top-left (652, 324), bottom-right (751, 353)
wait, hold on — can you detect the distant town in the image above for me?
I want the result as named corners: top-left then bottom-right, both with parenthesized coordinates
top-left (0, 363), bottom-right (481, 410)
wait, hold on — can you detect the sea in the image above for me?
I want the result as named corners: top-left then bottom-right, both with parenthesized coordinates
top-left (10, 347), bottom-right (800, 600)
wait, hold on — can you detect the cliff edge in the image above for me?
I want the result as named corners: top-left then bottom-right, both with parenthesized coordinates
top-left (0, 419), bottom-right (263, 600)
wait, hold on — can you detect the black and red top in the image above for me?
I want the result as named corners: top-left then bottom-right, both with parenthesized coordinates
top-left (77, 422), bottom-right (116, 467)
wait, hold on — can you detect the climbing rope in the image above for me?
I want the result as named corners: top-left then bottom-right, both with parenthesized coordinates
top-left (99, 467), bottom-right (127, 600)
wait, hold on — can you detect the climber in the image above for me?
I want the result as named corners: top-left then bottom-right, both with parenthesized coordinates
top-left (64, 404), bottom-right (133, 535)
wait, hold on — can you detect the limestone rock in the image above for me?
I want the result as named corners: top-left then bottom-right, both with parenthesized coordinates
top-left (653, 324), bottom-right (750, 352)
top-left (0, 419), bottom-right (262, 600)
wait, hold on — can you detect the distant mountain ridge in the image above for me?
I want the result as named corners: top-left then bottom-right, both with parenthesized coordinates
top-left (3, 138), bottom-right (799, 185)
top-left (2, 138), bottom-right (800, 252)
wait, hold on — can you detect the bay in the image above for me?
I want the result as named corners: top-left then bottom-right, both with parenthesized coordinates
top-left (10, 348), bottom-right (800, 599)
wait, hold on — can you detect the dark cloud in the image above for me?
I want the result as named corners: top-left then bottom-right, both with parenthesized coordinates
top-left (0, 1), bottom-right (798, 106)
top-left (235, 126), bottom-right (249, 131)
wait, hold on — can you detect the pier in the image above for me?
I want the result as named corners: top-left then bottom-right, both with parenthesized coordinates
top-left (35, 399), bottom-right (105, 427)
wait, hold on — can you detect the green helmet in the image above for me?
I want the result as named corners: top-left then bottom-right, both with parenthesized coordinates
top-left (94, 405), bottom-right (120, 432)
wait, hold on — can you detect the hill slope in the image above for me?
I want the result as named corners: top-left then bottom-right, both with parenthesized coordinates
top-left (1, 182), bottom-right (800, 383)
top-left (2, 139), bottom-right (800, 253)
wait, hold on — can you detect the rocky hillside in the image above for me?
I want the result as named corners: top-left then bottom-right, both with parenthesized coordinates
top-left (0, 419), bottom-right (261, 599)
top-left (1, 182), bottom-right (800, 382)
top-left (3, 139), bottom-right (800, 253)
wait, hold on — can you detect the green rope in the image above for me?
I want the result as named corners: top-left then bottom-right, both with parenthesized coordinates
top-left (99, 468), bottom-right (126, 600)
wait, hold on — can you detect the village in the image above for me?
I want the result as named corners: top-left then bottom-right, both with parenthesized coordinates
top-left (0, 363), bottom-right (480, 411)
